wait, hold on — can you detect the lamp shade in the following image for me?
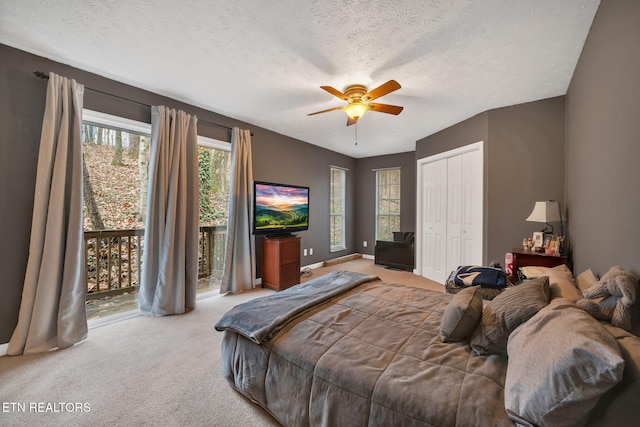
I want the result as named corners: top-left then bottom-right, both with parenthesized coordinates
top-left (526, 201), bottom-right (561, 223)
top-left (344, 102), bottom-right (367, 120)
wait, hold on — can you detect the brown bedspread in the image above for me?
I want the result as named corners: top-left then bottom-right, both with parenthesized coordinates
top-left (220, 280), bottom-right (513, 426)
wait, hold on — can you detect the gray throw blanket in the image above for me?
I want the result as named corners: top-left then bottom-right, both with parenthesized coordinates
top-left (215, 270), bottom-right (378, 344)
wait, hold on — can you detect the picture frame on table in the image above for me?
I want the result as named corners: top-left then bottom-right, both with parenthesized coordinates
top-left (542, 234), bottom-right (554, 248)
top-left (532, 231), bottom-right (544, 248)
top-left (553, 235), bottom-right (565, 256)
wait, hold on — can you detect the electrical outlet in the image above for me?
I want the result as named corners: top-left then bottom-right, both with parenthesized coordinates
top-left (363, 241), bottom-right (367, 247)
top-left (303, 249), bottom-right (308, 256)
top-left (309, 248), bottom-right (313, 255)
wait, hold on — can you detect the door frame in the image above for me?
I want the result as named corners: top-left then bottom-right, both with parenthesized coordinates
top-left (415, 141), bottom-right (484, 280)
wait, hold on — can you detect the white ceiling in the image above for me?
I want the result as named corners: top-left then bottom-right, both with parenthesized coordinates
top-left (0, 0), bottom-right (600, 158)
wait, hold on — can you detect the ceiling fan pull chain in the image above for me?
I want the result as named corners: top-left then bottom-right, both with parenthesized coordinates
top-left (355, 121), bottom-right (358, 145)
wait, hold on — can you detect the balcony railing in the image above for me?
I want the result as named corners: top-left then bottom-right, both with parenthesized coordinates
top-left (84, 225), bottom-right (226, 300)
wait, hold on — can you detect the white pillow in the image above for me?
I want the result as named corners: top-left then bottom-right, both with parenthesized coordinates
top-left (520, 265), bottom-right (583, 301)
top-left (505, 299), bottom-right (625, 427)
top-left (575, 268), bottom-right (599, 293)
top-left (519, 265), bottom-right (551, 278)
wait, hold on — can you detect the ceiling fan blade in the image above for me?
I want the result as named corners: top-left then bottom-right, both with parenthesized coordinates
top-left (346, 116), bottom-right (357, 126)
top-left (320, 86), bottom-right (349, 101)
top-left (307, 106), bottom-right (345, 116)
top-left (364, 80), bottom-right (401, 101)
top-left (367, 103), bottom-right (404, 115)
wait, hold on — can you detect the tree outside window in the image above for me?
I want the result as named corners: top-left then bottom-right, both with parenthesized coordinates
top-left (376, 168), bottom-right (401, 241)
top-left (330, 166), bottom-right (346, 251)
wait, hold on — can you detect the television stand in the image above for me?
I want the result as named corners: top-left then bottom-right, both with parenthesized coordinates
top-left (265, 232), bottom-right (295, 239)
top-left (262, 235), bottom-right (301, 291)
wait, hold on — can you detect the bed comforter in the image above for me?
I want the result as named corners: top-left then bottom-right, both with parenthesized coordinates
top-left (218, 272), bottom-right (513, 426)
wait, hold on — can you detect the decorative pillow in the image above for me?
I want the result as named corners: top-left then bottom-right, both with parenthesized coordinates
top-left (439, 286), bottom-right (483, 343)
top-left (576, 268), bottom-right (600, 293)
top-left (520, 264), bottom-right (583, 301)
top-left (505, 299), bottom-right (625, 427)
top-left (470, 276), bottom-right (550, 355)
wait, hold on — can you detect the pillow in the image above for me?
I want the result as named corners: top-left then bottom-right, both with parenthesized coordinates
top-left (547, 265), bottom-right (584, 301)
top-left (521, 264), bottom-right (583, 301)
top-left (602, 324), bottom-right (640, 383)
top-left (439, 286), bottom-right (483, 343)
top-left (519, 265), bottom-right (551, 279)
top-left (588, 324), bottom-right (640, 425)
top-left (505, 299), bottom-right (625, 427)
top-left (576, 268), bottom-right (600, 293)
top-left (470, 276), bottom-right (550, 355)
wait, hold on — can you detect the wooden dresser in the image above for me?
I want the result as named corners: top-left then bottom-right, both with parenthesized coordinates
top-left (510, 247), bottom-right (567, 282)
top-left (262, 236), bottom-right (301, 291)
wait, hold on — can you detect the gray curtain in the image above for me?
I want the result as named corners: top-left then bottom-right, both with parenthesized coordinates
top-left (220, 128), bottom-right (255, 294)
top-left (138, 106), bottom-right (199, 316)
top-left (8, 72), bottom-right (87, 355)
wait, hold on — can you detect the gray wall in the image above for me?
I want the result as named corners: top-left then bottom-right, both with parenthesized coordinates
top-left (565, 0), bottom-right (640, 276)
top-left (353, 151), bottom-right (416, 256)
top-left (487, 98), bottom-right (565, 266)
top-left (415, 113), bottom-right (489, 161)
top-left (251, 131), bottom-right (356, 268)
top-left (0, 44), bottom-right (354, 343)
top-left (415, 98), bottom-right (565, 266)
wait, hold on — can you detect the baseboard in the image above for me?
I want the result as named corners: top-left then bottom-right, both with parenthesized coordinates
top-left (307, 253), bottom-right (372, 269)
top-left (301, 261), bottom-right (324, 270)
top-left (88, 309), bottom-right (142, 330)
top-left (322, 253), bottom-right (363, 267)
top-left (0, 342), bottom-right (7, 356)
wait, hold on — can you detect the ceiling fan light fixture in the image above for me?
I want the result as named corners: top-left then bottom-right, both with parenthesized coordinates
top-left (344, 102), bottom-right (367, 120)
top-left (308, 80), bottom-right (402, 126)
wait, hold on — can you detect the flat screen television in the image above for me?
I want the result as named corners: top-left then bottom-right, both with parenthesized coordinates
top-left (253, 181), bottom-right (309, 236)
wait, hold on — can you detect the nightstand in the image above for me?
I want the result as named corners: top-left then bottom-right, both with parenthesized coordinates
top-left (510, 248), bottom-right (567, 282)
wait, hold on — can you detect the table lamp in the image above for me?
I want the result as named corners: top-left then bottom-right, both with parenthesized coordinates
top-left (526, 200), bottom-right (562, 235)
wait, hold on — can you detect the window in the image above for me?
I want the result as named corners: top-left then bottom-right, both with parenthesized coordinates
top-left (376, 168), bottom-right (401, 241)
top-left (330, 166), bottom-right (346, 251)
top-left (196, 139), bottom-right (231, 288)
top-left (81, 109), bottom-right (230, 318)
top-left (81, 112), bottom-right (151, 232)
top-left (81, 111), bottom-right (150, 318)
top-left (197, 139), bottom-right (231, 227)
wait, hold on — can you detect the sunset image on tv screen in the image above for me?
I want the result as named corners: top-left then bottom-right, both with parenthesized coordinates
top-left (255, 184), bottom-right (309, 230)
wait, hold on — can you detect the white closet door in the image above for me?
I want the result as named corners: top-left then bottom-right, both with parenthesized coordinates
top-left (461, 149), bottom-right (483, 266)
top-left (417, 141), bottom-right (483, 285)
top-left (446, 155), bottom-right (462, 275)
top-left (421, 159), bottom-right (448, 283)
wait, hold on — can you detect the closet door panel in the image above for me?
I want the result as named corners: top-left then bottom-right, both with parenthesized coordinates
top-left (460, 149), bottom-right (483, 266)
top-left (421, 159), bottom-right (447, 283)
top-left (447, 155), bottom-right (462, 275)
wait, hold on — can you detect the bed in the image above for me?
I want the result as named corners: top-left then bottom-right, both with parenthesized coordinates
top-left (215, 270), bottom-right (640, 426)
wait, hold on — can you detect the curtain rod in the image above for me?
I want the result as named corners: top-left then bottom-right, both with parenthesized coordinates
top-left (34, 71), bottom-right (250, 136)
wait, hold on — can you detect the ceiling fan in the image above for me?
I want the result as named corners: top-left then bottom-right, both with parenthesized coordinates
top-left (308, 80), bottom-right (403, 126)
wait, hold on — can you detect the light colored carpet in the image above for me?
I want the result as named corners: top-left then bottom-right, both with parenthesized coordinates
top-left (302, 258), bottom-right (443, 291)
top-left (0, 259), bottom-right (442, 426)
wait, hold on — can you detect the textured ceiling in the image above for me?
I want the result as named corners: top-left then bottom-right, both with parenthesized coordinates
top-left (0, 0), bottom-right (600, 158)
